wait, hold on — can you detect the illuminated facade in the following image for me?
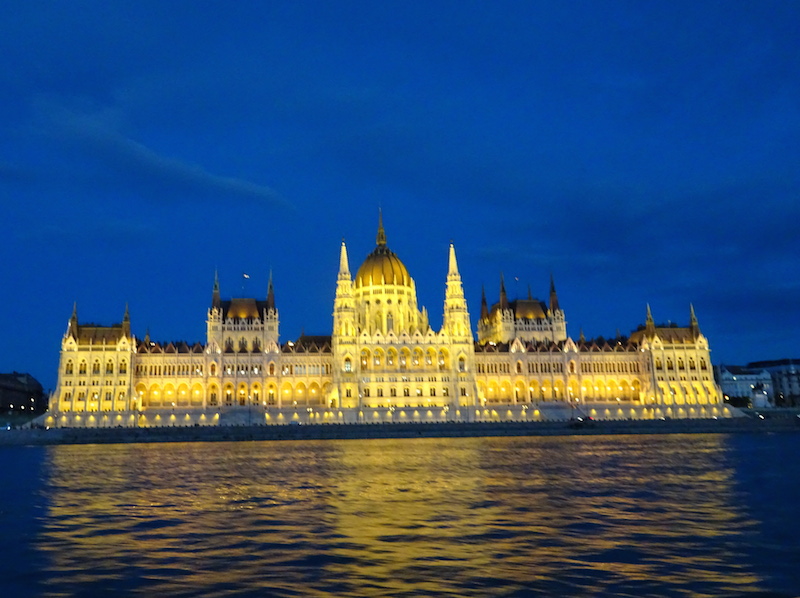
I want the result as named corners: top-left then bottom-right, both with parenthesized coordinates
top-left (46, 217), bottom-right (725, 428)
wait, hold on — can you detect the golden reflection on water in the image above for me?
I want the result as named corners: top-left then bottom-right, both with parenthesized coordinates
top-left (38, 435), bottom-right (765, 596)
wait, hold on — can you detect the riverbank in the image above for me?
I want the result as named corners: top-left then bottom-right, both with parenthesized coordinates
top-left (1, 414), bottom-right (799, 446)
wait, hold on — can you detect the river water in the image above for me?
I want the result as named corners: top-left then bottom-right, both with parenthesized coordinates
top-left (1, 433), bottom-right (798, 597)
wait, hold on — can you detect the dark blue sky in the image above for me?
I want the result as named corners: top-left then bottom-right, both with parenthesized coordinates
top-left (2, 1), bottom-right (799, 390)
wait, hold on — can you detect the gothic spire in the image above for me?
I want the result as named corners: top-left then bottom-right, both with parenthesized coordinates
top-left (267, 270), bottom-right (275, 311)
top-left (480, 286), bottom-right (489, 320)
top-left (67, 302), bottom-right (79, 338)
top-left (338, 240), bottom-right (351, 279)
top-left (499, 273), bottom-right (509, 311)
top-left (689, 303), bottom-right (700, 339)
top-left (122, 303), bottom-right (130, 337)
top-left (549, 273), bottom-right (560, 312)
top-left (212, 269), bottom-right (221, 309)
top-left (447, 242), bottom-right (460, 278)
top-left (645, 303), bottom-right (656, 336)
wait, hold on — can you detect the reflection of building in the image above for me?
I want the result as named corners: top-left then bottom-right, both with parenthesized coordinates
top-left (715, 365), bottom-right (773, 408)
top-left (746, 360), bottom-right (800, 407)
top-left (46, 216), bottom-right (725, 428)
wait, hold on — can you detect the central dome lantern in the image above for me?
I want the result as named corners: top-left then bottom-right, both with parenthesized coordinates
top-left (354, 212), bottom-right (411, 288)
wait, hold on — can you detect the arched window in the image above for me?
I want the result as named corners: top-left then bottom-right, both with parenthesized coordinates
top-left (458, 357), bottom-right (466, 372)
top-left (344, 358), bottom-right (352, 372)
top-left (210, 363), bottom-right (217, 376)
top-left (269, 363), bottom-right (275, 376)
top-left (79, 361), bottom-right (87, 374)
top-left (209, 391), bottom-right (218, 406)
top-left (92, 361), bottom-right (100, 375)
top-left (119, 360), bottom-right (127, 374)
top-left (252, 339), bottom-right (261, 353)
top-left (106, 360), bottom-right (114, 374)
top-left (239, 337), bottom-right (248, 352)
top-left (65, 361), bottom-right (74, 375)
top-left (516, 362), bottom-right (522, 374)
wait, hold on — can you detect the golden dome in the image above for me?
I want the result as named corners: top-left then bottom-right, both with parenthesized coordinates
top-left (354, 212), bottom-right (411, 288)
top-left (355, 246), bottom-right (411, 288)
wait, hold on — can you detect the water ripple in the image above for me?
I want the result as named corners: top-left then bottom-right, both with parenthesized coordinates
top-left (0, 435), bottom-right (796, 596)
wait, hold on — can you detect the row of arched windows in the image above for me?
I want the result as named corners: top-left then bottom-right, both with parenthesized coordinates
top-left (65, 359), bottom-right (127, 376)
top-left (655, 357), bottom-right (707, 370)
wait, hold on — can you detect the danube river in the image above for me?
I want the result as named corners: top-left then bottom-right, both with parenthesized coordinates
top-left (1, 433), bottom-right (798, 597)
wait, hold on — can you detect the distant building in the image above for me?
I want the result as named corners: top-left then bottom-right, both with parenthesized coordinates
top-left (44, 216), bottom-right (726, 428)
top-left (0, 372), bottom-right (47, 414)
top-left (746, 360), bottom-right (800, 407)
top-left (714, 365), bottom-right (773, 408)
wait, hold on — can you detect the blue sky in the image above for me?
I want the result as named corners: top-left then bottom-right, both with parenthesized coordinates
top-left (2, 1), bottom-right (799, 390)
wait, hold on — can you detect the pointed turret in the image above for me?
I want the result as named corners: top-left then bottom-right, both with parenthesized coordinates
top-left (266, 270), bottom-right (276, 311)
top-left (338, 240), bottom-right (351, 280)
top-left (67, 302), bottom-right (79, 338)
top-left (689, 303), bottom-right (700, 339)
top-left (499, 273), bottom-right (509, 311)
top-left (447, 242), bottom-right (459, 278)
top-left (122, 303), bottom-right (130, 338)
top-left (480, 286), bottom-right (489, 320)
top-left (549, 274), bottom-right (560, 312)
top-left (212, 270), bottom-right (221, 310)
top-left (527, 285), bottom-right (533, 301)
top-left (442, 242), bottom-right (470, 338)
top-left (645, 303), bottom-right (656, 337)
top-left (579, 327), bottom-right (586, 343)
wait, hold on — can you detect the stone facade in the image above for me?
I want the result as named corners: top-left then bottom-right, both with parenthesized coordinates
top-left (46, 218), bottom-right (725, 428)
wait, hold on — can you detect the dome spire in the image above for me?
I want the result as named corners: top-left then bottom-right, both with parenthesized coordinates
top-left (376, 208), bottom-right (387, 247)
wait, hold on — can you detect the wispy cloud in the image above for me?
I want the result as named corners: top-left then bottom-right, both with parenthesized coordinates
top-left (33, 100), bottom-right (292, 209)
top-left (15, 217), bottom-right (156, 243)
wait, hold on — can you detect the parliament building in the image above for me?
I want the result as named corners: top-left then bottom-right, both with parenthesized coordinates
top-left (45, 217), bottom-right (725, 428)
